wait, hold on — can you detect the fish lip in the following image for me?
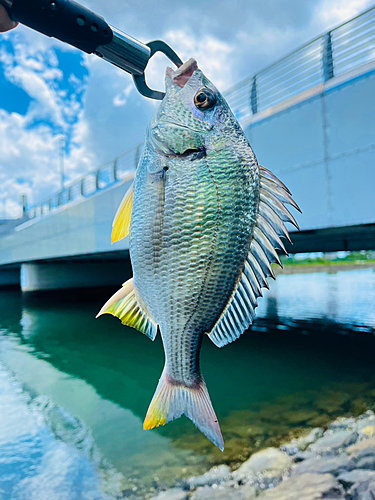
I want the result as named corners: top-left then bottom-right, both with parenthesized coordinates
top-left (166, 147), bottom-right (206, 160)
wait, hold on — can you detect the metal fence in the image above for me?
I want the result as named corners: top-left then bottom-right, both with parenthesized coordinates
top-left (27, 5), bottom-right (375, 221)
top-left (225, 6), bottom-right (375, 124)
top-left (28, 144), bottom-right (142, 219)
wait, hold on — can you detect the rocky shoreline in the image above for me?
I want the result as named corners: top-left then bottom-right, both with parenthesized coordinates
top-left (150, 411), bottom-right (375, 500)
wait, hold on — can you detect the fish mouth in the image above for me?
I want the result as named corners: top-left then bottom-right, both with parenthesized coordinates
top-left (166, 58), bottom-right (198, 88)
top-left (166, 147), bottom-right (206, 160)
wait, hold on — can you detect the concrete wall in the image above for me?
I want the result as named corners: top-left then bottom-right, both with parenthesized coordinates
top-left (20, 260), bottom-right (131, 292)
top-left (0, 175), bottom-right (134, 267)
top-left (246, 62), bottom-right (375, 233)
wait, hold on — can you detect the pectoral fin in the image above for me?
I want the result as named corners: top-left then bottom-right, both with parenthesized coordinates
top-left (208, 166), bottom-right (300, 348)
top-left (111, 183), bottom-right (133, 243)
top-left (96, 278), bottom-right (158, 340)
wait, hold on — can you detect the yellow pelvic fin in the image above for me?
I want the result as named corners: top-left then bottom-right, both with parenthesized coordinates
top-left (111, 183), bottom-right (134, 243)
top-left (96, 278), bottom-right (158, 340)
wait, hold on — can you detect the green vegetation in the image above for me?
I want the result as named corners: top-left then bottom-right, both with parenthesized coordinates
top-left (280, 250), bottom-right (375, 267)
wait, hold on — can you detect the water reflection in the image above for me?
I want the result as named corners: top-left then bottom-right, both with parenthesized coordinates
top-left (0, 363), bottom-right (113, 500)
top-left (257, 268), bottom-right (375, 329)
top-left (0, 266), bottom-right (374, 498)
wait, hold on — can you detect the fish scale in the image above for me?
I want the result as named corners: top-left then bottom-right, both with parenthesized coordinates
top-left (142, 150), bottom-right (257, 386)
top-left (97, 58), bottom-right (300, 450)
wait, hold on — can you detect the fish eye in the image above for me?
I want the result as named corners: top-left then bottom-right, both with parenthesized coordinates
top-left (194, 88), bottom-right (216, 110)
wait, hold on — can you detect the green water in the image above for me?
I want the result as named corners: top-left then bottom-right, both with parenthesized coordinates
top-left (0, 267), bottom-right (374, 499)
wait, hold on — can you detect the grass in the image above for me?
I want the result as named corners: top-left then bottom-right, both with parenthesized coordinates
top-left (280, 251), bottom-right (375, 268)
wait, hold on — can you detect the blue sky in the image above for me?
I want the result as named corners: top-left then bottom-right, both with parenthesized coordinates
top-left (0, 0), bottom-right (373, 216)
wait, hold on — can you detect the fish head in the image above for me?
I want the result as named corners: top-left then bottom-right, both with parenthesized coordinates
top-left (146, 58), bottom-right (236, 158)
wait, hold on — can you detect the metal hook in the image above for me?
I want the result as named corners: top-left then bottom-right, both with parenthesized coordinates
top-left (133, 40), bottom-right (183, 100)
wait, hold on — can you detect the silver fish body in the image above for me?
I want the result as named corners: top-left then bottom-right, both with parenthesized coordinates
top-left (131, 141), bottom-right (259, 379)
top-left (98, 59), bottom-right (300, 450)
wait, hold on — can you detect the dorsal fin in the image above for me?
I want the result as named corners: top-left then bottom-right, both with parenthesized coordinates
top-left (96, 278), bottom-right (158, 340)
top-left (111, 183), bottom-right (134, 243)
top-left (208, 166), bottom-right (301, 348)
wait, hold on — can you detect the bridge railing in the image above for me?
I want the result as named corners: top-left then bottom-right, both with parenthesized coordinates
top-left (28, 144), bottom-right (142, 219)
top-left (225, 6), bottom-right (375, 124)
top-left (27, 6), bottom-right (375, 220)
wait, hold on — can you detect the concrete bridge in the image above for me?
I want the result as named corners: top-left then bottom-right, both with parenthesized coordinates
top-left (1, 7), bottom-right (375, 292)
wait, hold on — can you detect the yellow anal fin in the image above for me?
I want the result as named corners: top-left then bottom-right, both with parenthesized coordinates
top-left (96, 278), bottom-right (158, 340)
top-left (111, 183), bottom-right (133, 243)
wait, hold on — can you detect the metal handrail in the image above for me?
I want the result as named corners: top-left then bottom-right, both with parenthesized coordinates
top-left (27, 143), bottom-right (142, 219)
top-left (27, 5), bottom-right (375, 220)
top-left (225, 5), bottom-right (375, 121)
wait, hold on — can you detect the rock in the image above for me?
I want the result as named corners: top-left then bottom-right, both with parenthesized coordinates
top-left (187, 465), bottom-right (232, 489)
top-left (294, 450), bottom-right (316, 462)
top-left (362, 481), bottom-right (375, 500)
top-left (281, 428), bottom-right (324, 456)
top-left (281, 443), bottom-right (300, 456)
top-left (338, 471), bottom-right (375, 499)
top-left (351, 398), bottom-right (368, 415)
top-left (347, 439), bottom-right (375, 470)
top-left (307, 414), bottom-right (331, 427)
top-left (150, 488), bottom-right (188, 500)
top-left (347, 437), bottom-right (375, 455)
top-left (192, 485), bottom-right (257, 500)
top-left (308, 430), bottom-right (357, 454)
top-left (314, 392), bottom-right (350, 414)
top-left (329, 417), bottom-right (357, 431)
top-left (295, 428), bottom-right (325, 451)
top-left (338, 469), bottom-right (375, 488)
top-left (234, 448), bottom-right (292, 481)
top-left (258, 473), bottom-right (345, 499)
top-left (357, 414), bottom-right (375, 433)
top-left (291, 456), bottom-right (353, 476)
top-left (284, 410), bottom-right (319, 425)
top-left (360, 426), bottom-right (375, 437)
top-left (355, 448), bottom-right (375, 470)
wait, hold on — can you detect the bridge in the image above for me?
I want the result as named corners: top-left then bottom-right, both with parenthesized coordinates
top-left (1, 7), bottom-right (375, 292)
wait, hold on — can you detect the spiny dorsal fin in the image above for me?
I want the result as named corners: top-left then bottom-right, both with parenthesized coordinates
top-left (111, 183), bottom-right (134, 243)
top-left (208, 166), bottom-right (300, 348)
top-left (96, 278), bottom-right (158, 340)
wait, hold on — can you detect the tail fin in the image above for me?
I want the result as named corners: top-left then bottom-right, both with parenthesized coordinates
top-left (143, 368), bottom-right (224, 451)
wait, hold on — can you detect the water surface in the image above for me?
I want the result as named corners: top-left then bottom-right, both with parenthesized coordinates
top-left (0, 266), bottom-right (374, 499)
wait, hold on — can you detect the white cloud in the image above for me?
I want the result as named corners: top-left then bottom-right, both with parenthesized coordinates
top-left (314, 0), bottom-right (374, 29)
top-left (161, 29), bottom-right (234, 90)
top-left (113, 83), bottom-right (134, 107)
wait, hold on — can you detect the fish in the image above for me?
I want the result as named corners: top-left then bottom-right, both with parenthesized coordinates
top-left (97, 58), bottom-right (301, 451)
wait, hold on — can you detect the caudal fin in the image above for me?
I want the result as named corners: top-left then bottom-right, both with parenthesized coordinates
top-left (143, 368), bottom-right (224, 451)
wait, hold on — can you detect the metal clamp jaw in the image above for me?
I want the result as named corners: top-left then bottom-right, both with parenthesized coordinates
top-left (96, 37), bottom-right (182, 100)
top-left (0, 0), bottom-right (182, 99)
top-left (133, 41), bottom-right (182, 100)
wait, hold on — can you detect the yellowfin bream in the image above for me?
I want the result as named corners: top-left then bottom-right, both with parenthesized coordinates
top-left (97, 59), bottom-right (300, 450)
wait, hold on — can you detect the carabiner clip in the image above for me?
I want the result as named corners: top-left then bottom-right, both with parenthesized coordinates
top-left (133, 40), bottom-right (183, 100)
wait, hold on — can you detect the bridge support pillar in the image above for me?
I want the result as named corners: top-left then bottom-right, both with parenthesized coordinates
top-left (0, 267), bottom-right (20, 289)
top-left (20, 260), bottom-right (131, 293)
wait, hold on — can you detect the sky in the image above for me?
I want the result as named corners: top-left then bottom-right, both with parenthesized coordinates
top-left (0, 0), bottom-right (373, 217)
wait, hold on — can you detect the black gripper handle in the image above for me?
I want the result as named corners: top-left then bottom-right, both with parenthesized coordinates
top-left (5, 0), bottom-right (113, 53)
